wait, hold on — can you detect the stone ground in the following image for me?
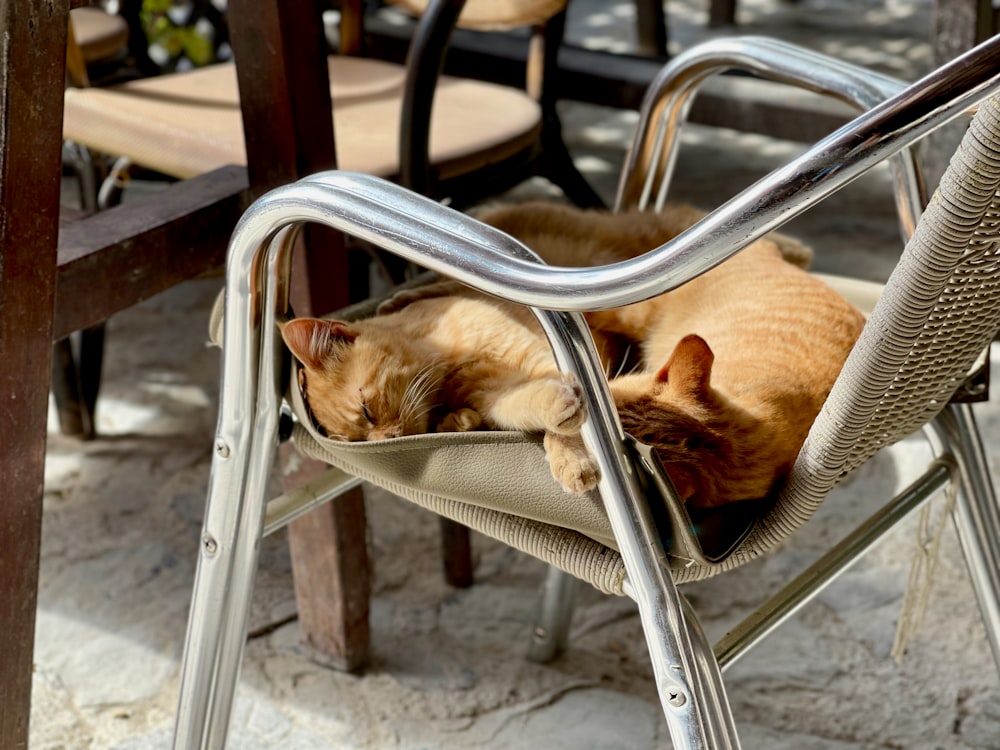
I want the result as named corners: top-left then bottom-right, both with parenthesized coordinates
top-left (32, 0), bottom-right (1000, 747)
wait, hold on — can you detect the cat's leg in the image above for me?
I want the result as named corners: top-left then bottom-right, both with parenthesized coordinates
top-left (479, 375), bottom-right (586, 435)
top-left (436, 408), bottom-right (483, 433)
top-left (376, 279), bottom-right (467, 315)
top-left (544, 432), bottom-right (600, 493)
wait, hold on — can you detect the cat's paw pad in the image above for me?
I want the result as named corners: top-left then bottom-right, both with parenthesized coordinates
top-left (542, 378), bottom-right (587, 435)
top-left (436, 408), bottom-right (483, 433)
top-left (544, 434), bottom-right (600, 493)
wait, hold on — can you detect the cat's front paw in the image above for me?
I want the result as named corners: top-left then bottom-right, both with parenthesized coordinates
top-left (542, 377), bottom-right (587, 435)
top-left (544, 433), bottom-right (600, 493)
top-left (436, 408), bottom-right (483, 433)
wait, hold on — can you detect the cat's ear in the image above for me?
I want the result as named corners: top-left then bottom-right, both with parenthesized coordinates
top-left (656, 334), bottom-right (714, 395)
top-left (280, 317), bottom-right (357, 371)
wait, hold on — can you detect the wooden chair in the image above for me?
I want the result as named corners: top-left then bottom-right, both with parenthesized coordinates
top-left (62, 0), bottom-right (602, 212)
top-left (0, 1), bottom-right (355, 746)
top-left (56, 0), bottom-right (602, 440)
top-left (177, 33), bottom-right (1000, 749)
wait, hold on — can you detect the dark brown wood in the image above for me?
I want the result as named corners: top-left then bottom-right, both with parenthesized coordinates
top-left (0, 3), bottom-right (70, 748)
top-left (54, 166), bottom-right (248, 340)
top-left (228, 0), bottom-right (371, 669)
top-left (52, 338), bottom-right (91, 437)
top-left (284, 445), bottom-right (371, 670)
top-left (634, 0), bottom-right (668, 56)
top-left (708, 0), bottom-right (737, 28)
top-left (440, 518), bottom-right (474, 588)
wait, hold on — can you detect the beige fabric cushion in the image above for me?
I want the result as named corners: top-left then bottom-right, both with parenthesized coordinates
top-left (63, 57), bottom-right (541, 181)
top-left (389, 0), bottom-right (567, 29)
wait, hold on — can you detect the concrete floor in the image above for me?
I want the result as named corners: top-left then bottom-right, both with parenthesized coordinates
top-left (33, 0), bottom-right (1000, 747)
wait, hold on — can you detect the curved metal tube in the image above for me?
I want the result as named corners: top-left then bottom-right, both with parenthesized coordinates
top-left (264, 37), bottom-right (1000, 313)
top-left (615, 36), bottom-right (924, 220)
top-left (175, 33), bottom-right (1000, 750)
top-left (615, 35), bottom-right (930, 239)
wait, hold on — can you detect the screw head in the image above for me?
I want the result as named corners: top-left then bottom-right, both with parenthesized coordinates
top-left (667, 690), bottom-right (687, 708)
top-left (215, 439), bottom-right (230, 458)
top-left (202, 535), bottom-right (219, 555)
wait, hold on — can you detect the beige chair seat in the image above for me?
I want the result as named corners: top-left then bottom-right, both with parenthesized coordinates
top-left (62, 56), bottom-right (542, 182)
top-left (69, 7), bottom-right (129, 65)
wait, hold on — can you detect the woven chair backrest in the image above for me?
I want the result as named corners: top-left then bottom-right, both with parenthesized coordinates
top-left (714, 96), bottom-right (1000, 573)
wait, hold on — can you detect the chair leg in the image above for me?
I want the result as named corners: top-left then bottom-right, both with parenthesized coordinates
top-left (78, 324), bottom-right (105, 431)
top-left (173, 233), bottom-right (290, 748)
top-left (51, 336), bottom-right (93, 439)
top-left (708, 0), bottom-right (737, 27)
top-left (527, 565), bottom-right (578, 663)
top-left (440, 517), bottom-right (474, 587)
top-left (926, 404), bottom-right (1000, 677)
top-left (53, 143), bottom-right (105, 439)
top-left (539, 308), bottom-right (739, 749)
top-left (634, 0), bottom-right (668, 57)
top-left (540, 109), bottom-right (607, 209)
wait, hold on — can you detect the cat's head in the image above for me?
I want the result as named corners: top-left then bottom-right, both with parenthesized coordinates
top-left (610, 334), bottom-right (729, 504)
top-left (280, 317), bottom-right (444, 441)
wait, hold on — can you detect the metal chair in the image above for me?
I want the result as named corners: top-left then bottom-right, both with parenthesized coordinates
top-left (177, 32), bottom-right (1000, 749)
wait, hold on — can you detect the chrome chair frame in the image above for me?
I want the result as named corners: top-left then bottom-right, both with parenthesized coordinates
top-left (174, 35), bottom-right (1000, 750)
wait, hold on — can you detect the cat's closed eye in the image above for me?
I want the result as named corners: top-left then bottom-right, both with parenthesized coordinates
top-left (361, 401), bottom-right (375, 424)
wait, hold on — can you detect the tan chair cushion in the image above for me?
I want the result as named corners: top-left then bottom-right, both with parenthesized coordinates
top-left (63, 56), bottom-right (541, 182)
top-left (389, 0), bottom-right (567, 29)
top-left (70, 7), bottom-right (129, 65)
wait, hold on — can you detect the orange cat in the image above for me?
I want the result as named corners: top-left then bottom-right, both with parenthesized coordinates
top-left (280, 290), bottom-right (601, 493)
top-left (476, 201), bottom-right (866, 508)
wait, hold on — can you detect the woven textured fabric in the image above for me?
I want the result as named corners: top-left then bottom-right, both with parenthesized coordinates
top-left (726, 95), bottom-right (1000, 567)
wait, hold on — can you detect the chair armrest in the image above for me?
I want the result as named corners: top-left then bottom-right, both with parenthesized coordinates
top-left (230, 36), bottom-right (1000, 316)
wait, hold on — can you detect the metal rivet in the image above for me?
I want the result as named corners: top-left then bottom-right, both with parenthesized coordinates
top-left (215, 439), bottom-right (230, 458)
top-left (203, 535), bottom-right (218, 555)
top-left (667, 690), bottom-right (687, 708)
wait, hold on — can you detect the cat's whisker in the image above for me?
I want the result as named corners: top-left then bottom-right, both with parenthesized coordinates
top-left (399, 363), bottom-right (444, 423)
top-left (612, 343), bottom-right (634, 380)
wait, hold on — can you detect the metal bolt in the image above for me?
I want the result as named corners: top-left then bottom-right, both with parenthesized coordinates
top-left (667, 690), bottom-right (687, 708)
top-left (215, 439), bottom-right (230, 458)
top-left (202, 535), bottom-right (218, 555)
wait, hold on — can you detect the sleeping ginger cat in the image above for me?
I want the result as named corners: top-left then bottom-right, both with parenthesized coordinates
top-left (477, 201), bottom-right (866, 507)
top-left (282, 202), bottom-right (865, 508)
top-left (280, 289), bottom-right (601, 492)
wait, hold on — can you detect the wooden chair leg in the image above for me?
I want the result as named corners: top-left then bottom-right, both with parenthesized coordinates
top-left (282, 446), bottom-right (371, 671)
top-left (541, 110), bottom-right (607, 209)
top-left (0, 2), bottom-right (64, 744)
top-left (440, 518), bottom-right (474, 588)
top-left (709, 0), bottom-right (737, 27)
top-left (51, 336), bottom-right (93, 438)
top-left (634, 0), bottom-right (668, 57)
top-left (78, 324), bottom-right (105, 432)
